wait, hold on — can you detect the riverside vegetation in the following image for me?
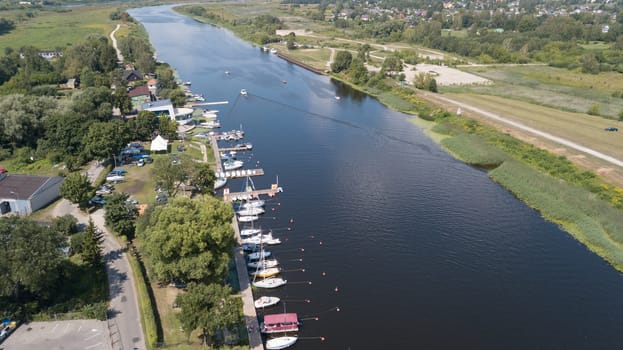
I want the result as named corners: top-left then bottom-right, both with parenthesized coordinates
top-left (176, 2), bottom-right (623, 273)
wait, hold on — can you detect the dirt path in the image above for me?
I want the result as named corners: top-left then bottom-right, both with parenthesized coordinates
top-left (109, 24), bottom-right (124, 63)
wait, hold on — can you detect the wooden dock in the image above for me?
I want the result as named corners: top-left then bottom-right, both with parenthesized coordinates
top-left (220, 146), bottom-right (252, 152)
top-left (223, 187), bottom-right (283, 202)
top-left (231, 217), bottom-right (264, 350)
top-left (216, 168), bottom-right (265, 179)
top-left (189, 101), bottom-right (229, 107)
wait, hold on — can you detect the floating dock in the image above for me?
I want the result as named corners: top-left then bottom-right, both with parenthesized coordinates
top-left (216, 169), bottom-right (265, 179)
top-left (189, 101), bottom-right (229, 107)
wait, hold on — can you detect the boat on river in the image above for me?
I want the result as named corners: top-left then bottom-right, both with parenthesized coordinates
top-left (248, 259), bottom-right (279, 269)
top-left (237, 207), bottom-right (265, 216)
top-left (261, 313), bottom-right (300, 334)
top-left (253, 276), bottom-right (286, 289)
top-left (224, 159), bottom-right (243, 171)
top-left (241, 234), bottom-right (281, 246)
top-left (255, 296), bottom-right (280, 309)
top-left (247, 250), bottom-right (271, 261)
top-left (214, 177), bottom-right (227, 190)
top-left (235, 142), bottom-right (253, 150)
top-left (266, 336), bottom-right (297, 350)
top-left (239, 199), bottom-right (265, 209)
top-left (240, 89), bottom-right (248, 96)
top-left (238, 215), bottom-right (258, 223)
top-left (251, 267), bottom-right (281, 278)
top-left (240, 228), bottom-right (262, 236)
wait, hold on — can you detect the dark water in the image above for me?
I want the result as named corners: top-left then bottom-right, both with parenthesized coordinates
top-left (130, 6), bottom-right (623, 349)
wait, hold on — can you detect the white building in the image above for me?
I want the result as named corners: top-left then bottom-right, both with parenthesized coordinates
top-left (0, 174), bottom-right (64, 215)
top-left (141, 99), bottom-right (194, 124)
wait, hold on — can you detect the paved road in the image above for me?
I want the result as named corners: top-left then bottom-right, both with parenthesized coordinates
top-left (52, 162), bottom-right (146, 350)
top-left (424, 93), bottom-right (623, 169)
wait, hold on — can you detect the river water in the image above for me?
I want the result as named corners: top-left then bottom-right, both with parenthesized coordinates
top-left (130, 6), bottom-right (623, 349)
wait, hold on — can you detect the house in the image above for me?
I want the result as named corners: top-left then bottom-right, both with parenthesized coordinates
top-left (128, 86), bottom-right (152, 111)
top-left (0, 174), bottom-right (64, 216)
top-left (147, 78), bottom-right (158, 96)
top-left (123, 70), bottom-right (143, 82)
top-left (141, 99), bottom-right (194, 124)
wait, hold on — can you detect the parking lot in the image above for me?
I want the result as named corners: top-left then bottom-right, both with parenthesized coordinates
top-left (1, 320), bottom-right (111, 350)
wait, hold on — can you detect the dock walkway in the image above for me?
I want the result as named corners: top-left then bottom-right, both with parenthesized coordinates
top-left (210, 135), bottom-right (264, 350)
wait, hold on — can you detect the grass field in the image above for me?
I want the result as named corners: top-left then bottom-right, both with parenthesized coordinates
top-left (0, 6), bottom-right (120, 52)
top-left (282, 47), bottom-right (331, 70)
top-left (442, 93), bottom-right (623, 161)
top-left (445, 65), bottom-right (623, 118)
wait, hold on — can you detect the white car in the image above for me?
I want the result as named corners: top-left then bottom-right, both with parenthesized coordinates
top-left (106, 174), bottom-right (125, 183)
top-left (137, 159), bottom-right (145, 167)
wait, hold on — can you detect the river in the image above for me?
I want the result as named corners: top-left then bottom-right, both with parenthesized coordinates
top-left (129, 5), bottom-right (623, 349)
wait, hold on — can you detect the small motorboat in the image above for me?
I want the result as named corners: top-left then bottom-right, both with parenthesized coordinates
top-left (270, 48), bottom-right (277, 54)
top-left (255, 296), bottom-right (280, 309)
top-left (253, 277), bottom-right (286, 289)
top-left (248, 259), bottom-right (279, 269)
top-left (213, 178), bottom-right (227, 190)
top-left (237, 207), bottom-right (265, 216)
top-left (266, 336), bottom-right (297, 350)
top-left (224, 159), bottom-right (244, 171)
top-left (239, 199), bottom-right (265, 209)
top-left (235, 142), bottom-right (253, 150)
top-left (247, 250), bottom-right (271, 261)
top-left (251, 267), bottom-right (281, 279)
top-left (238, 215), bottom-right (258, 223)
top-left (241, 234), bottom-right (281, 246)
top-left (242, 243), bottom-right (260, 253)
top-left (225, 70), bottom-right (230, 75)
top-left (240, 228), bottom-right (262, 236)
top-left (240, 89), bottom-right (248, 96)
top-left (335, 96), bottom-right (341, 100)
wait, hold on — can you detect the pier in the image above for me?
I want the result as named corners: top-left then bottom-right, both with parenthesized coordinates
top-left (216, 169), bottom-right (265, 179)
top-left (220, 146), bottom-right (252, 152)
top-left (224, 188), bottom-right (282, 202)
top-left (189, 101), bottom-right (229, 107)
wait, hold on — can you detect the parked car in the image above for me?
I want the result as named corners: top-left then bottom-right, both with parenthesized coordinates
top-left (95, 185), bottom-right (114, 195)
top-left (111, 168), bottom-right (127, 175)
top-left (126, 198), bottom-right (139, 205)
top-left (605, 127), bottom-right (619, 132)
top-left (89, 196), bottom-right (106, 206)
top-left (137, 159), bottom-right (145, 167)
top-left (155, 193), bottom-right (168, 203)
top-left (177, 145), bottom-right (186, 152)
top-left (106, 174), bottom-right (125, 183)
top-left (145, 157), bottom-right (153, 164)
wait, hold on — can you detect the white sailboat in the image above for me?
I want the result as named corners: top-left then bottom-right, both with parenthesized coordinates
top-left (266, 336), bottom-right (297, 350)
top-left (224, 159), bottom-right (244, 171)
top-left (238, 215), bottom-right (258, 223)
top-left (239, 199), bottom-right (265, 209)
top-left (247, 250), bottom-right (271, 261)
top-left (248, 259), bottom-right (279, 269)
top-left (251, 267), bottom-right (281, 278)
top-left (214, 177), bottom-right (227, 190)
top-left (237, 207), bottom-right (265, 216)
top-left (253, 276), bottom-right (287, 289)
top-left (240, 228), bottom-right (262, 237)
top-left (254, 296), bottom-right (280, 309)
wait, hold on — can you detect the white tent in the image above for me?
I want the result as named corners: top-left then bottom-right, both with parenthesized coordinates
top-left (150, 135), bottom-right (169, 152)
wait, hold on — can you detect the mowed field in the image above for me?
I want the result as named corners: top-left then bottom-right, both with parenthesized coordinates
top-left (444, 65), bottom-right (623, 119)
top-left (0, 6), bottom-right (119, 52)
top-left (443, 92), bottom-right (623, 161)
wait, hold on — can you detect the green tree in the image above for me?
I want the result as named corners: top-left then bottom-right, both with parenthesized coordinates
top-left (580, 52), bottom-right (600, 74)
top-left (151, 154), bottom-right (190, 197)
top-left (50, 214), bottom-right (78, 237)
top-left (0, 217), bottom-right (64, 301)
top-left (129, 110), bottom-right (159, 141)
top-left (81, 219), bottom-right (104, 266)
top-left (382, 56), bottom-right (403, 75)
top-left (428, 78), bottom-right (438, 93)
top-left (348, 58), bottom-right (369, 85)
top-left (588, 104), bottom-right (601, 116)
top-left (104, 192), bottom-right (138, 238)
top-left (157, 117), bottom-right (178, 144)
top-left (70, 86), bottom-right (113, 122)
top-left (357, 44), bottom-right (371, 62)
top-left (139, 196), bottom-right (235, 284)
top-left (331, 50), bottom-right (353, 73)
top-left (82, 120), bottom-right (130, 163)
top-left (60, 172), bottom-right (93, 210)
top-left (189, 163), bottom-right (216, 195)
top-left (176, 283), bottom-right (242, 345)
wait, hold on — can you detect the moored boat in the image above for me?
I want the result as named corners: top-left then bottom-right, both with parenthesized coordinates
top-left (253, 277), bottom-right (286, 289)
top-left (251, 267), bottom-right (281, 278)
top-left (214, 177), bottom-right (227, 190)
top-left (223, 159), bottom-right (244, 171)
top-left (255, 296), bottom-right (280, 309)
top-left (237, 207), bottom-right (265, 216)
top-left (240, 89), bottom-right (248, 96)
top-left (266, 336), bottom-right (297, 350)
top-left (261, 313), bottom-right (300, 333)
top-left (240, 228), bottom-right (262, 236)
top-left (239, 199), bottom-right (265, 209)
top-left (238, 215), bottom-right (258, 223)
top-left (248, 259), bottom-right (279, 269)
top-left (247, 250), bottom-right (271, 260)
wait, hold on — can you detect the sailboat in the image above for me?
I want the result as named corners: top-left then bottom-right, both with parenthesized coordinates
top-left (248, 258), bottom-right (279, 269)
top-left (254, 295), bottom-right (280, 309)
top-left (238, 215), bottom-right (259, 223)
top-left (266, 336), bottom-right (297, 350)
top-left (251, 267), bottom-right (281, 278)
top-left (237, 207), bottom-right (265, 216)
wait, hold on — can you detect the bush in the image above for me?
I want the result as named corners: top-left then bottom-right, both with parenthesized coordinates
top-left (587, 104), bottom-right (601, 116)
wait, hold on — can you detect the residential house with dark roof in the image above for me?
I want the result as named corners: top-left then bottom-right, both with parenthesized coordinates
top-left (128, 85), bottom-right (152, 111)
top-left (123, 70), bottom-right (143, 82)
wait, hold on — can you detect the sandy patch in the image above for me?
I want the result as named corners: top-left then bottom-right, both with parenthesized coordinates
top-left (404, 63), bottom-right (491, 86)
top-left (276, 29), bottom-right (313, 36)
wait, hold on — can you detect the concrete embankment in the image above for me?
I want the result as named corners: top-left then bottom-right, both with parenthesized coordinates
top-left (277, 53), bottom-right (326, 75)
